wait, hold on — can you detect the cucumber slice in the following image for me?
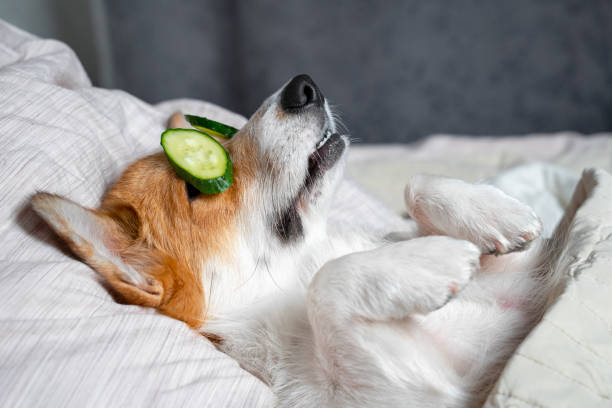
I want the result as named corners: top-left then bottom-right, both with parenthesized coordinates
top-left (185, 114), bottom-right (239, 139)
top-left (161, 128), bottom-right (233, 194)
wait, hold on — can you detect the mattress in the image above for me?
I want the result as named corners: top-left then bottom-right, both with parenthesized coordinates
top-left (0, 19), bottom-right (611, 407)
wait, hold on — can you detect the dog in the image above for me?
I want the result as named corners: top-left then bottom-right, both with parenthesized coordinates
top-left (31, 74), bottom-right (565, 407)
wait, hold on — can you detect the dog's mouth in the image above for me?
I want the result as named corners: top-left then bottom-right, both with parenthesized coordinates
top-left (305, 127), bottom-right (346, 190)
top-left (273, 125), bottom-right (346, 244)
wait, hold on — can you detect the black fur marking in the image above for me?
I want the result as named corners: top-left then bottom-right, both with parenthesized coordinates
top-left (186, 182), bottom-right (201, 201)
top-left (272, 133), bottom-right (344, 245)
top-left (274, 201), bottom-right (304, 244)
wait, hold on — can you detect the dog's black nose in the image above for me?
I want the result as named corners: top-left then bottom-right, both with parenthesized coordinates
top-left (280, 74), bottom-right (323, 112)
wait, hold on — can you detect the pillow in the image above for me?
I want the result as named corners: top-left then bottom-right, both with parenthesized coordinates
top-left (485, 168), bottom-right (612, 407)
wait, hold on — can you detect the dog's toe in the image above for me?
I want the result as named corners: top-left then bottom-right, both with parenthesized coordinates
top-left (486, 205), bottom-right (542, 255)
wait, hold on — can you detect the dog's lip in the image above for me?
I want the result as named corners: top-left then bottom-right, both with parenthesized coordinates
top-left (306, 131), bottom-right (345, 188)
top-left (316, 127), bottom-right (334, 149)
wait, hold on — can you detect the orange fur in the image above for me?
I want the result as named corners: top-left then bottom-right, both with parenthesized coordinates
top-left (102, 136), bottom-right (257, 327)
top-left (34, 132), bottom-right (259, 330)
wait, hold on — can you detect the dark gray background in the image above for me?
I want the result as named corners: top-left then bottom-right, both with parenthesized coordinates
top-left (3, 0), bottom-right (612, 142)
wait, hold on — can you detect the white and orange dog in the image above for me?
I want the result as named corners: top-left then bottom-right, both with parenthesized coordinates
top-left (32, 75), bottom-right (564, 407)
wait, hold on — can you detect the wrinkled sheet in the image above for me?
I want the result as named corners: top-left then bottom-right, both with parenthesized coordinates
top-left (1, 19), bottom-right (611, 407)
top-left (346, 134), bottom-right (612, 215)
top-left (486, 169), bottom-right (612, 408)
top-left (0, 20), bottom-right (274, 408)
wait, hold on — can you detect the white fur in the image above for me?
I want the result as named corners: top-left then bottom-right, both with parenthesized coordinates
top-left (35, 81), bottom-right (569, 407)
top-left (198, 85), bottom-right (563, 407)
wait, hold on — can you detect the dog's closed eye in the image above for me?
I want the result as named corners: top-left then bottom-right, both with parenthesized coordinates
top-left (186, 182), bottom-right (200, 201)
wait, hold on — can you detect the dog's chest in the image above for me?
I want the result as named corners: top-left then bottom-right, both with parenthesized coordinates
top-left (199, 243), bottom-right (314, 317)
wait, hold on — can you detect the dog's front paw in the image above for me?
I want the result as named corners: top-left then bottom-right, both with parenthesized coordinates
top-left (472, 187), bottom-right (543, 255)
top-left (405, 176), bottom-right (542, 256)
top-left (405, 236), bottom-right (481, 312)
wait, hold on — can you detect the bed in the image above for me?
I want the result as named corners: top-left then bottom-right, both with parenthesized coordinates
top-left (1, 20), bottom-right (610, 407)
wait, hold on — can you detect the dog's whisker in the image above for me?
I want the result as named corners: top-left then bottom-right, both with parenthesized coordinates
top-left (263, 258), bottom-right (285, 294)
top-left (234, 257), bottom-right (260, 291)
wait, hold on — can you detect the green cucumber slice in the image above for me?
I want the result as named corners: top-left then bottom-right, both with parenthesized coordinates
top-left (185, 114), bottom-right (239, 139)
top-left (161, 128), bottom-right (233, 194)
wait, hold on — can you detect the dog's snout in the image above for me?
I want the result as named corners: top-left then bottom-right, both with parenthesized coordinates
top-left (280, 74), bottom-right (323, 113)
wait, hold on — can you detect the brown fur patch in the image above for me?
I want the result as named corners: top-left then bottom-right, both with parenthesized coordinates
top-left (33, 132), bottom-right (259, 331)
top-left (96, 136), bottom-right (258, 328)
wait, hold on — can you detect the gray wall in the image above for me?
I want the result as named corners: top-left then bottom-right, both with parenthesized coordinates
top-left (3, 1), bottom-right (612, 142)
top-left (104, 0), bottom-right (612, 142)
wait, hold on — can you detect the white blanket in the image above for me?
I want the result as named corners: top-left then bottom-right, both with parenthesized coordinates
top-left (486, 168), bottom-right (612, 407)
top-left (1, 20), bottom-right (611, 407)
top-left (0, 21), bottom-right (275, 407)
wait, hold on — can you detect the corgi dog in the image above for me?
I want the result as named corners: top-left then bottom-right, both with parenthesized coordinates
top-left (32, 75), bottom-right (565, 407)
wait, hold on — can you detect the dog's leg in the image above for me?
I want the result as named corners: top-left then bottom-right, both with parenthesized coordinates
top-left (306, 236), bottom-right (479, 397)
top-left (309, 236), bottom-right (479, 320)
top-left (404, 174), bottom-right (542, 254)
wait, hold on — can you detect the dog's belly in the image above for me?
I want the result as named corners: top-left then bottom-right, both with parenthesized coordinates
top-left (329, 254), bottom-right (542, 404)
top-left (417, 298), bottom-right (525, 373)
top-left (207, 239), bottom-right (545, 407)
top-left (207, 281), bottom-right (533, 407)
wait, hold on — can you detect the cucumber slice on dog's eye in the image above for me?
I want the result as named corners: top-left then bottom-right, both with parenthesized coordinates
top-left (185, 114), bottom-right (239, 139)
top-left (161, 129), bottom-right (233, 194)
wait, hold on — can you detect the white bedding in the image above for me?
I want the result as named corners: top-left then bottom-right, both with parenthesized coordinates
top-left (1, 19), bottom-right (611, 407)
top-left (486, 169), bottom-right (612, 407)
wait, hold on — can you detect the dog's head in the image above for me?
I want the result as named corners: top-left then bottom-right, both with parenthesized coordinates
top-left (32, 75), bottom-right (348, 329)
top-left (237, 74), bottom-right (347, 242)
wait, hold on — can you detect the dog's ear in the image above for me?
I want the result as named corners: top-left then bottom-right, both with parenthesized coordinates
top-left (32, 192), bottom-right (206, 327)
top-left (31, 192), bottom-right (164, 307)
